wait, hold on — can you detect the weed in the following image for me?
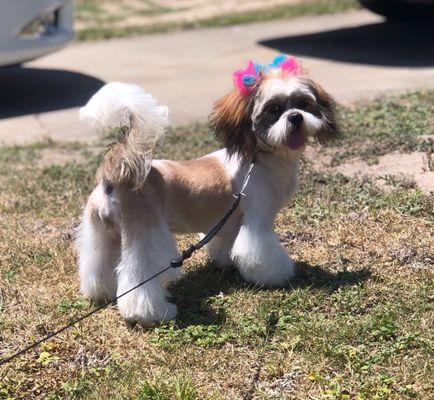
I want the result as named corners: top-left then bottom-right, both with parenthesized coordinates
top-left (138, 376), bottom-right (209, 400)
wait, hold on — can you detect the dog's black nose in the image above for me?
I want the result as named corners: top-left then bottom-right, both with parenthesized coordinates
top-left (289, 112), bottom-right (303, 126)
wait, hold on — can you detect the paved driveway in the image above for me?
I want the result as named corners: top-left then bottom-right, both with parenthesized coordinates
top-left (1, 10), bottom-right (433, 144)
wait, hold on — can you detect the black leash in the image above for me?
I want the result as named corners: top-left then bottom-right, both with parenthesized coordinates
top-left (0, 159), bottom-right (256, 367)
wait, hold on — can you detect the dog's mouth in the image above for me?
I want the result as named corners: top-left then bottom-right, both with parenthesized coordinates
top-left (286, 129), bottom-right (306, 150)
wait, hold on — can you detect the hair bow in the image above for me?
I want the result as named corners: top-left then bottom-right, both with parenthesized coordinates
top-left (233, 54), bottom-right (301, 97)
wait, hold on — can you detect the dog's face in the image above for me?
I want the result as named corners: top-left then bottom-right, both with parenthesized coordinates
top-left (210, 69), bottom-right (338, 159)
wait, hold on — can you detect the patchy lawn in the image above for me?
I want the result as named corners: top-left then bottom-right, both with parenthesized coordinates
top-left (0, 92), bottom-right (433, 399)
top-left (75, 0), bottom-right (359, 41)
top-left (308, 91), bottom-right (434, 194)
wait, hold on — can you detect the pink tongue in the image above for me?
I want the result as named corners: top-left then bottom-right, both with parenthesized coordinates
top-left (288, 130), bottom-right (305, 150)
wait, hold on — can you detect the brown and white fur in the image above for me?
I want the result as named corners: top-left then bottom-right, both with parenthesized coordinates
top-left (77, 69), bottom-right (338, 325)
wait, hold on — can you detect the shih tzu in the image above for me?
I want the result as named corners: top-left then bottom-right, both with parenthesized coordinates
top-left (77, 55), bottom-right (338, 324)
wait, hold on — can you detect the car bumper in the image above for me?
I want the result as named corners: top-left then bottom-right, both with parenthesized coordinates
top-left (0, 0), bottom-right (74, 67)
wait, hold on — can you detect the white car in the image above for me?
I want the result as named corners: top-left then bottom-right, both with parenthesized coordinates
top-left (0, 0), bottom-right (74, 67)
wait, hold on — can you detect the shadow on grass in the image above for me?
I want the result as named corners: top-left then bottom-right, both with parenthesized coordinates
top-left (293, 261), bottom-right (371, 292)
top-left (169, 263), bottom-right (244, 328)
top-left (169, 261), bottom-right (371, 328)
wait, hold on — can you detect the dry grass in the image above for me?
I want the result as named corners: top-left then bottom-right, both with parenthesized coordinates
top-left (75, 0), bottom-right (359, 41)
top-left (0, 92), bottom-right (433, 399)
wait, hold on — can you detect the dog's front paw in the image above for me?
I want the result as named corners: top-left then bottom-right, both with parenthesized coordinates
top-left (231, 227), bottom-right (296, 287)
top-left (80, 277), bottom-right (116, 303)
top-left (161, 267), bottom-right (183, 286)
top-left (118, 294), bottom-right (177, 325)
top-left (210, 252), bottom-right (233, 269)
top-left (203, 234), bottom-right (235, 269)
top-left (141, 301), bottom-right (178, 323)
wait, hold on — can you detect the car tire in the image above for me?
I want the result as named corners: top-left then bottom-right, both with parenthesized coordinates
top-left (359, 0), bottom-right (434, 20)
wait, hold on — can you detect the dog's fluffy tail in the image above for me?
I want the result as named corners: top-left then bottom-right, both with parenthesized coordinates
top-left (80, 82), bottom-right (169, 188)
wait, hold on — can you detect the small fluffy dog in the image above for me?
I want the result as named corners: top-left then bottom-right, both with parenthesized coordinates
top-left (77, 55), bottom-right (338, 324)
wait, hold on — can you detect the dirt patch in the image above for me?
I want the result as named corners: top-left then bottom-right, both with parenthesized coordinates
top-left (332, 151), bottom-right (434, 194)
top-left (34, 146), bottom-right (103, 167)
top-left (306, 141), bottom-right (434, 195)
top-left (75, 0), bottom-right (305, 30)
top-left (37, 148), bottom-right (86, 166)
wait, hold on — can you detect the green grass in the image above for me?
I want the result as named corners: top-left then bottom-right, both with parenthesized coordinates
top-left (138, 377), bottom-right (210, 400)
top-left (75, 0), bottom-right (359, 41)
top-left (0, 91), bottom-right (433, 399)
top-left (334, 91), bottom-right (434, 165)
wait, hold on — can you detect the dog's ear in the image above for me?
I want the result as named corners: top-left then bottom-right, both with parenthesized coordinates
top-left (209, 90), bottom-right (256, 157)
top-left (304, 79), bottom-right (339, 144)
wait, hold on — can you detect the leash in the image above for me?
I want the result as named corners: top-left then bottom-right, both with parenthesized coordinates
top-left (0, 157), bottom-right (256, 367)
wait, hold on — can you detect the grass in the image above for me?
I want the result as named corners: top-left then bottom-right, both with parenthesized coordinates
top-left (333, 91), bottom-right (434, 166)
top-left (0, 91), bottom-right (433, 399)
top-left (75, 0), bottom-right (359, 41)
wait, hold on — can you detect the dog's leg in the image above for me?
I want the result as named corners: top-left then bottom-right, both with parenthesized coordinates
top-left (230, 216), bottom-right (294, 287)
top-left (77, 187), bottom-right (120, 302)
top-left (201, 232), bottom-right (237, 268)
top-left (116, 192), bottom-right (180, 325)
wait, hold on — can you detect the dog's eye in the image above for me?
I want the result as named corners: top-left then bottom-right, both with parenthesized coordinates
top-left (294, 98), bottom-right (310, 110)
top-left (266, 104), bottom-right (283, 114)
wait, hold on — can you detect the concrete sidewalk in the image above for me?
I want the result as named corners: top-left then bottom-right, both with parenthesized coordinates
top-left (1, 9), bottom-right (433, 145)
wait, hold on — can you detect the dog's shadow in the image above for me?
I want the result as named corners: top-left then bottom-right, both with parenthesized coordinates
top-left (167, 261), bottom-right (371, 329)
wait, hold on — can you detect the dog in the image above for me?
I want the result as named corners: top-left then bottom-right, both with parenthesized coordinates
top-left (76, 55), bottom-right (338, 324)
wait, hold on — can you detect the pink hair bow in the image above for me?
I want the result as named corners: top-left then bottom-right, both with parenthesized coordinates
top-left (233, 55), bottom-right (302, 97)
